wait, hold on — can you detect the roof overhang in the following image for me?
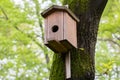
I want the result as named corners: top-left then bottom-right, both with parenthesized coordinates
top-left (41, 5), bottom-right (80, 22)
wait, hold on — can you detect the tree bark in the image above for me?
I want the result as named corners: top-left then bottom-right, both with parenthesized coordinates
top-left (50, 0), bottom-right (108, 80)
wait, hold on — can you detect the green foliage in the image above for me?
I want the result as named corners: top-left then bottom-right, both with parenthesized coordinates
top-left (0, 0), bottom-right (54, 79)
top-left (96, 0), bottom-right (120, 79)
top-left (0, 0), bottom-right (120, 80)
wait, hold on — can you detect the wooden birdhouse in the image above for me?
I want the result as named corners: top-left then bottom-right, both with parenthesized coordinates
top-left (41, 5), bottom-right (79, 53)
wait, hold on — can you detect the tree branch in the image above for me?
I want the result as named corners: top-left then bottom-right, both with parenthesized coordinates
top-left (0, 6), bottom-right (8, 20)
top-left (33, 0), bottom-right (44, 41)
top-left (98, 38), bottom-right (120, 48)
top-left (14, 26), bottom-right (44, 50)
top-left (33, 0), bottom-right (50, 65)
top-left (114, 35), bottom-right (120, 41)
top-left (15, 25), bottom-right (50, 69)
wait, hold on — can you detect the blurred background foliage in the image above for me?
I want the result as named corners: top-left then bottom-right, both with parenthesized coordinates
top-left (95, 0), bottom-right (120, 79)
top-left (0, 0), bottom-right (119, 80)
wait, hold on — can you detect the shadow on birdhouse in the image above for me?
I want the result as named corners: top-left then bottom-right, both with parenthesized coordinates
top-left (41, 5), bottom-right (79, 53)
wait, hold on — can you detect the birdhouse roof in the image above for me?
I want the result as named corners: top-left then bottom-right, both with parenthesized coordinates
top-left (41, 5), bottom-right (80, 22)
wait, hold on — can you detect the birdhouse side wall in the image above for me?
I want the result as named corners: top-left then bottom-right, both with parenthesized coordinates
top-left (44, 11), bottom-right (64, 43)
top-left (44, 17), bottom-right (48, 44)
top-left (63, 12), bottom-right (77, 48)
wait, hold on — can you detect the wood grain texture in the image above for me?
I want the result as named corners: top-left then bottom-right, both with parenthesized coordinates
top-left (65, 52), bottom-right (71, 79)
top-left (63, 12), bottom-right (77, 48)
top-left (43, 7), bottom-right (78, 52)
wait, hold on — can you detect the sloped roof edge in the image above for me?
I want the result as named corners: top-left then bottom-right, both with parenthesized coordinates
top-left (41, 5), bottom-right (80, 22)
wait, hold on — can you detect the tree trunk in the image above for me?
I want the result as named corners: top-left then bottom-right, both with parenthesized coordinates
top-left (49, 0), bottom-right (108, 80)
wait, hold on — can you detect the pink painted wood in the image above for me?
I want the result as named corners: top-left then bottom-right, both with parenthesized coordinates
top-left (42, 5), bottom-right (79, 53)
top-left (63, 12), bottom-right (77, 48)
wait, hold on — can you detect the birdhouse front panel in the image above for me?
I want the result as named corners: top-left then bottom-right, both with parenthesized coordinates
top-left (45, 11), bottom-right (64, 43)
top-left (41, 5), bottom-right (80, 53)
top-left (63, 12), bottom-right (77, 48)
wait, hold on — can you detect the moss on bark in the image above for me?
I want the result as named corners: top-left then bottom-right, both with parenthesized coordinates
top-left (63, 0), bottom-right (89, 15)
top-left (49, 0), bottom-right (108, 80)
top-left (50, 49), bottom-right (94, 80)
top-left (49, 54), bottom-right (65, 80)
top-left (71, 49), bottom-right (94, 79)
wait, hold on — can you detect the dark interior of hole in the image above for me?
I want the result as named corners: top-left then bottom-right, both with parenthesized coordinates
top-left (52, 25), bottom-right (59, 32)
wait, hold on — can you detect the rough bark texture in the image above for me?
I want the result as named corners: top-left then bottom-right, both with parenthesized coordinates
top-left (50, 0), bottom-right (108, 80)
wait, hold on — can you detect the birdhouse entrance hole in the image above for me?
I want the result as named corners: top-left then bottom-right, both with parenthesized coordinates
top-left (52, 25), bottom-right (59, 32)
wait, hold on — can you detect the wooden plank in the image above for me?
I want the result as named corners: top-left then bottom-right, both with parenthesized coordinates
top-left (47, 40), bottom-right (68, 53)
top-left (63, 12), bottom-right (77, 48)
top-left (60, 40), bottom-right (73, 49)
top-left (44, 17), bottom-right (48, 44)
top-left (65, 51), bottom-right (71, 79)
top-left (47, 11), bottom-right (64, 41)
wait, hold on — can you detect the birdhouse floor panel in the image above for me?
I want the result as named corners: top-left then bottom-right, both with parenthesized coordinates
top-left (46, 40), bottom-right (68, 53)
top-left (45, 40), bottom-right (75, 53)
top-left (60, 40), bottom-right (74, 50)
